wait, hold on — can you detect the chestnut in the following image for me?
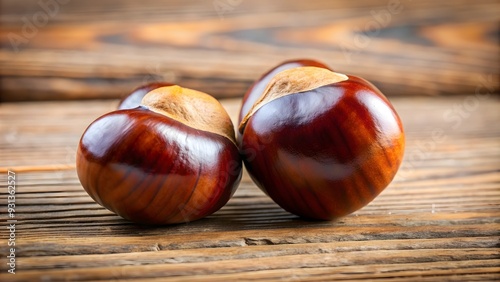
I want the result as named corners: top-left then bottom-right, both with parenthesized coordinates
top-left (239, 66), bottom-right (405, 220)
top-left (77, 85), bottom-right (242, 224)
top-left (118, 82), bottom-right (173, 110)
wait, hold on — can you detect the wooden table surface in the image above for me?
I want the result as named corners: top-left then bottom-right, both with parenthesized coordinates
top-left (0, 95), bottom-right (499, 281)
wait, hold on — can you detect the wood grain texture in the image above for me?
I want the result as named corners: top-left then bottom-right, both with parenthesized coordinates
top-left (0, 0), bottom-right (499, 102)
top-left (0, 95), bottom-right (499, 281)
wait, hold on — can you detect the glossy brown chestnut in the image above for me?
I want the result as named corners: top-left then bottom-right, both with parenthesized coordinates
top-left (238, 59), bottom-right (330, 125)
top-left (239, 67), bottom-right (405, 220)
top-left (118, 82), bottom-right (173, 110)
top-left (77, 86), bottom-right (242, 224)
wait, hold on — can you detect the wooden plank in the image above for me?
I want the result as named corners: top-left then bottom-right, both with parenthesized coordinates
top-left (3, 249), bottom-right (499, 281)
top-left (0, 0), bottom-right (499, 101)
top-left (0, 96), bottom-right (499, 280)
top-left (15, 237), bottom-right (500, 269)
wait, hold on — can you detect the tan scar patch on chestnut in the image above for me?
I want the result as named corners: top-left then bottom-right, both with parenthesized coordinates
top-left (141, 85), bottom-right (236, 144)
top-left (239, 67), bottom-right (348, 133)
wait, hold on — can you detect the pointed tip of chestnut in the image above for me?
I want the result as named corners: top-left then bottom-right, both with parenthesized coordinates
top-left (239, 67), bottom-right (348, 134)
top-left (142, 85), bottom-right (237, 145)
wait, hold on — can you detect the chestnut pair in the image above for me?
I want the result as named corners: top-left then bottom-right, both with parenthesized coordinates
top-left (76, 59), bottom-right (405, 225)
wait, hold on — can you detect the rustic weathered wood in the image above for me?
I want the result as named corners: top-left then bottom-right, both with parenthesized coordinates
top-left (0, 95), bottom-right (499, 281)
top-left (0, 0), bottom-right (499, 101)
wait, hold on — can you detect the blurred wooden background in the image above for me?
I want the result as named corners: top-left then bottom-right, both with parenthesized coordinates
top-left (0, 0), bottom-right (498, 102)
